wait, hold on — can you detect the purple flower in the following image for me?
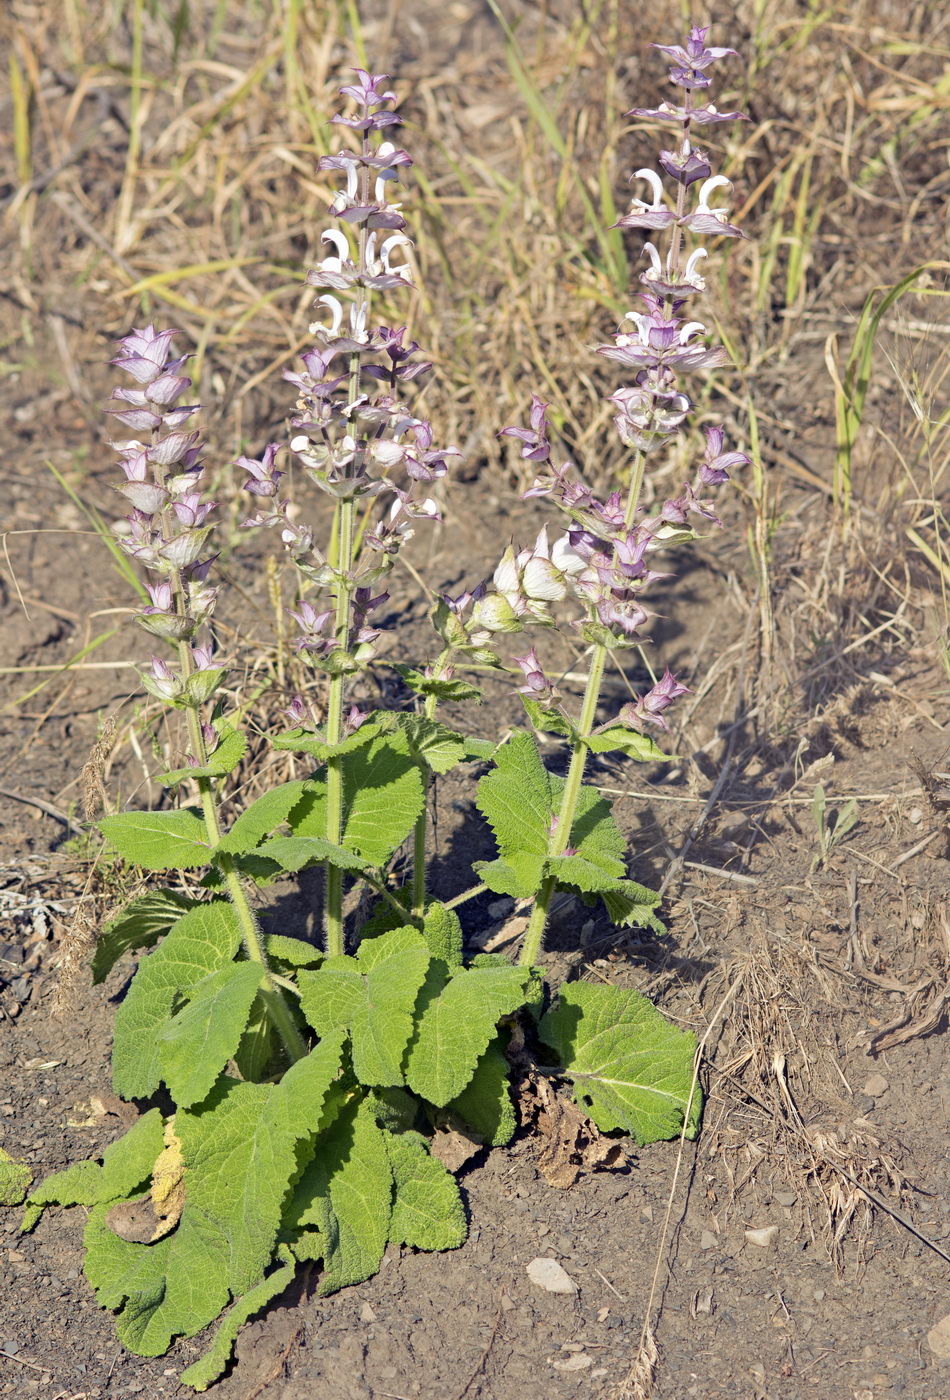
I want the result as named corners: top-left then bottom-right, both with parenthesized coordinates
top-left (658, 146), bottom-right (711, 185)
top-left (338, 69), bottom-right (398, 108)
top-left (619, 668), bottom-right (690, 732)
top-left (512, 648), bottom-right (558, 704)
top-left (499, 395), bottom-right (551, 462)
top-left (699, 425), bottom-right (750, 485)
top-left (651, 28), bottom-right (738, 71)
top-left (237, 443), bottom-right (283, 498)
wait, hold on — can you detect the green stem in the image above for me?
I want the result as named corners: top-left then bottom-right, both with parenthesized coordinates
top-left (519, 445), bottom-right (650, 968)
top-left (176, 643), bottom-right (306, 1062)
top-left (323, 493), bottom-right (356, 957)
top-left (411, 648), bottom-right (452, 919)
top-left (519, 646), bottom-right (606, 967)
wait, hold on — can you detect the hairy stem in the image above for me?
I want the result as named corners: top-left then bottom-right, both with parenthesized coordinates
top-left (323, 493), bottom-right (356, 956)
top-left (519, 447), bottom-right (649, 968)
top-left (411, 648), bottom-right (452, 919)
top-left (176, 639), bottom-right (306, 1062)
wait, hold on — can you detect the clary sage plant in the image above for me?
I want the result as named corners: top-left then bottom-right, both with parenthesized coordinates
top-left (21, 27), bottom-right (750, 1390)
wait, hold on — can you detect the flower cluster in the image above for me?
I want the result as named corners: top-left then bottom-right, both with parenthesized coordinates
top-left (108, 324), bottom-right (224, 708)
top-left (239, 70), bottom-right (461, 671)
top-left (484, 25), bottom-right (751, 730)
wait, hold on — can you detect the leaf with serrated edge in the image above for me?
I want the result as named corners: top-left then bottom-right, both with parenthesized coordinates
top-left (159, 725), bottom-right (247, 787)
top-left (112, 901), bottom-right (243, 1099)
top-left (22, 1110), bottom-right (164, 1232)
top-left (587, 727), bottom-right (669, 761)
top-left (475, 731), bottom-right (552, 860)
top-left (83, 1033), bottom-right (346, 1357)
top-left (395, 715), bottom-right (467, 774)
top-left (100, 809), bottom-right (212, 871)
top-left (601, 881), bottom-right (664, 933)
top-left (420, 902), bottom-right (463, 966)
top-left (290, 736), bottom-right (424, 866)
top-left (298, 928), bottom-right (430, 1087)
top-left (178, 1246), bottom-right (295, 1392)
top-left (546, 852), bottom-right (624, 893)
top-left (539, 982), bottom-right (698, 1145)
top-left (256, 835), bottom-right (367, 873)
top-left (216, 780), bottom-right (316, 856)
top-left (158, 962), bottom-right (264, 1107)
top-left (450, 1040), bottom-right (516, 1145)
top-left (0, 1148), bottom-right (32, 1206)
top-left (266, 934), bottom-right (322, 968)
top-left (475, 851), bottom-right (544, 899)
top-left (288, 1097), bottom-right (392, 1295)
top-left (92, 890), bottom-right (195, 984)
top-left (405, 963), bottom-right (529, 1106)
top-left (385, 1131), bottom-right (467, 1250)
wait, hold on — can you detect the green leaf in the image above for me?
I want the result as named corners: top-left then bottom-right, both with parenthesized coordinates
top-left (256, 835), bottom-right (368, 874)
top-left (158, 962), bottom-right (265, 1107)
top-left (546, 852), bottom-right (624, 893)
top-left (392, 664), bottom-right (482, 704)
top-left (91, 890), bottom-right (195, 984)
top-left (112, 901), bottom-right (243, 1098)
top-left (271, 717), bottom-right (383, 762)
top-left (420, 902), bottom-right (463, 966)
top-left (385, 1131), bottom-right (467, 1250)
top-left (100, 809), bottom-right (213, 871)
top-left (216, 780), bottom-right (316, 856)
top-left (22, 1110), bottom-right (164, 1231)
top-left (463, 736), bottom-right (498, 761)
top-left (289, 1097), bottom-right (393, 1294)
top-left (539, 982), bottom-right (699, 1145)
top-left (600, 880), bottom-right (665, 934)
top-left (475, 731), bottom-right (552, 861)
top-left (266, 934), bottom-right (322, 968)
top-left (233, 997), bottom-right (276, 1083)
top-left (178, 1246), bottom-right (296, 1392)
top-left (587, 726), bottom-right (669, 761)
top-left (159, 724), bottom-right (248, 787)
top-left (394, 715), bottom-right (467, 774)
top-left (0, 1148), bottom-right (32, 1206)
top-left (292, 732), bottom-right (425, 866)
top-left (449, 1039), bottom-right (516, 1146)
top-left (520, 695), bottom-right (577, 739)
top-left (84, 1033), bottom-right (346, 1358)
top-left (405, 962), bottom-right (529, 1106)
top-left (298, 928), bottom-right (430, 1087)
top-left (475, 851), bottom-right (544, 899)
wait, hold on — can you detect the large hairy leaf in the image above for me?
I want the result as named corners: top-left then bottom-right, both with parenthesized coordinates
top-left (385, 1131), bottom-right (467, 1251)
top-left (475, 731), bottom-right (552, 861)
top-left (216, 780), bottom-right (316, 856)
top-left (92, 890), bottom-right (196, 984)
top-left (298, 928), bottom-right (430, 1088)
top-left (83, 1033), bottom-right (346, 1357)
top-left (100, 809), bottom-right (213, 871)
top-left (449, 1039), bottom-right (516, 1146)
top-left (112, 901), bottom-right (243, 1099)
top-left (291, 730), bottom-right (425, 866)
top-left (405, 962), bottom-right (529, 1106)
top-left (288, 1096), bottom-right (393, 1294)
top-left (539, 981), bottom-right (699, 1145)
top-left (178, 1247), bottom-right (296, 1392)
top-left (159, 724), bottom-right (247, 788)
top-left (158, 962), bottom-right (265, 1108)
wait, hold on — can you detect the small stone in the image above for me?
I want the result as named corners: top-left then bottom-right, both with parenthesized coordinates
top-left (640, 1205), bottom-right (654, 1222)
top-left (359, 1302), bottom-right (377, 1324)
top-left (863, 1074), bottom-right (889, 1098)
top-left (6, 1250), bottom-right (25, 1263)
top-left (774, 1190), bottom-right (797, 1207)
top-left (907, 806), bottom-right (923, 825)
top-left (813, 1288), bottom-right (826, 1302)
top-left (926, 1312), bottom-right (950, 1360)
top-left (552, 1353), bottom-right (592, 1372)
top-left (0, 1343), bottom-right (18, 1356)
top-left (487, 897), bottom-right (514, 919)
top-left (700, 1230), bottom-right (718, 1251)
top-left (744, 1226), bottom-right (778, 1249)
top-left (527, 1257), bottom-right (578, 1295)
top-left (854, 1095), bottom-right (876, 1115)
